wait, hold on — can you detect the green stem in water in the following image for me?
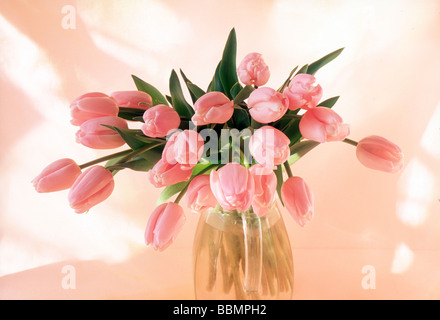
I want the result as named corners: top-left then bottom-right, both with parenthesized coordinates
top-left (79, 149), bottom-right (133, 169)
top-left (343, 138), bottom-right (359, 147)
top-left (283, 161), bottom-right (293, 178)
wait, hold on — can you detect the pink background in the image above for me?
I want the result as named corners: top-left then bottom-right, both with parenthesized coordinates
top-left (1, 0), bottom-right (440, 299)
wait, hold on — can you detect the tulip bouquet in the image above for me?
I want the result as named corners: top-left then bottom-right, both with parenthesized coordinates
top-left (33, 28), bottom-right (403, 298)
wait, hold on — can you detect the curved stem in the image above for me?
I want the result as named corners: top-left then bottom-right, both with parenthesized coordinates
top-left (343, 138), bottom-right (359, 147)
top-left (79, 149), bottom-right (133, 169)
top-left (283, 161), bottom-right (293, 178)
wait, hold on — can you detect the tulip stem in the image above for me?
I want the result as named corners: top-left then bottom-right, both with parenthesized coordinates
top-left (79, 149), bottom-right (133, 169)
top-left (283, 161), bottom-right (293, 178)
top-left (343, 138), bottom-right (359, 147)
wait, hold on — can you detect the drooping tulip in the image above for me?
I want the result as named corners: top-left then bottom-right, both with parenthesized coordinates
top-left (141, 104), bottom-right (181, 138)
top-left (283, 73), bottom-right (322, 111)
top-left (70, 93), bottom-right (119, 126)
top-left (356, 135), bottom-right (404, 173)
top-left (185, 175), bottom-right (217, 213)
top-left (249, 164), bottom-right (277, 217)
top-left (247, 87), bottom-right (289, 124)
top-left (237, 52), bottom-right (270, 87)
top-left (299, 107), bottom-right (350, 143)
top-left (249, 126), bottom-right (291, 169)
top-left (68, 165), bottom-right (115, 213)
top-left (281, 176), bottom-right (314, 227)
top-left (32, 158), bottom-right (82, 193)
top-left (145, 202), bottom-right (186, 251)
top-left (210, 163), bottom-right (255, 212)
top-left (191, 92), bottom-right (234, 126)
top-left (75, 116), bottom-right (128, 149)
top-left (110, 90), bottom-right (153, 110)
top-left (147, 159), bottom-right (193, 188)
top-left (162, 130), bottom-right (204, 168)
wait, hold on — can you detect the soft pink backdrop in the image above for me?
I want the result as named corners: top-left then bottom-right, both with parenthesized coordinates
top-left (1, 0), bottom-right (439, 299)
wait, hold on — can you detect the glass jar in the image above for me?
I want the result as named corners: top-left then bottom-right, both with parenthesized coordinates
top-left (193, 202), bottom-right (294, 299)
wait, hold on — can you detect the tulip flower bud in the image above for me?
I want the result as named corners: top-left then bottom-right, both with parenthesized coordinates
top-left (185, 175), bottom-right (218, 213)
top-left (191, 92), bottom-right (234, 126)
top-left (68, 165), bottom-right (115, 213)
top-left (141, 104), bottom-right (181, 138)
top-left (299, 107), bottom-right (350, 143)
top-left (210, 163), bottom-right (255, 212)
top-left (75, 116), bottom-right (128, 149)
top-left (145, 202), bottom-right (186, 251)
top-left (249, 126), bottom-right (291, 169)
top-left (147, 159), bottom-right (193, 188)
top-left (281, 176), bottom-right (314, 227)
top-left (249, 164), bottom-right (277, 217)
top-left (237, 52), bottom-right (270, 87)
top-left (110, 90), bottom-right (153, 110)
top-left (356, 135), bottom-right (404, 173)
top-left (248, 87), bottom-right (289, 124)
top-left (70, 93), bottom-right (119, 126)
top-left (283, 73), bottom-right (322, 111)
top-left (162, 130), bottom-right (204, 168)
top-left (32, 158), bottom-right (82, 193)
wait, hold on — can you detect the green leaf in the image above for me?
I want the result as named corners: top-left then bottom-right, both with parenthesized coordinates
top-left (318, 96), bottom-right (340, 108)
top-left (103, 125), bottom-right (148, 150)
top-left (288, 140), bottom-right (320, 165)
top-left (307, 47), bottom-right (344, 75)
top-left (230, 82), bottom-right (243, 99)
top-left (296, 64), bottom-right (309, 74)
top-left (117, 107), bottom-right (146, 122)
top-left (187, 83), bottom-right (206, 102)
top-left (107, 156), bottom-right (155, 172)
top-left (232, 85), bottom-right (254, 105)
top-left (219, 28), bottom-right (239, 98)
top-left (281, 118), bottom-right (302, 146)
top-left (132, 75), bottom-right (169, 106)
top-left (208, 60), bottom-right (225, 93)
top-left (232, 108), bottom-right (251, 130)
top-left (156, 181), bottom-right (187, 206)
top-left (180, 69), bottom-right (206, 103)
top-left (277, 65), bottom-right (298, 92)
top-left (274, 165), bottom-right (285, 206)
top-left (169, 69), bottom-right (194, 119)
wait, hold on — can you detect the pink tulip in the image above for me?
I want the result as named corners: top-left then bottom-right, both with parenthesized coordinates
top-left (283, 74), bottom-right (322, 111)
top-left (145, 202), bottom-right (186, 251)
top-left (32, 158), bottom-right (82, 193)
top-left (185, 175), bottom-right (218, 213)
top-left (70, 93), bottom-right (119, 126)
top-left (110, 90), bottom-right (153, 110)
top-left (162, 130), bottom-right (204, 167)
top-left (249, 164), bottom-right (277, 217)
top-left (141, 104), bottom-right (181, 138)
top-left (147, 158), bottom-right (193, 188)
top-left (356, 135), bottom-right (404, 173)
top-left (249, 126), bottom-right (291, 169)
top-left (68, 165), bottom-right (115, 213)
top-left (191, 92), bottom-right (234, 126)
top-left (299, 107), bottom-right (350, 143)
top-left (247, 87), bottom-right (289, 124)
top-left (281, 176), bottom-right (314, 227)
top-left (75, 116), bottom-right (128, 149)
top-left (210, 163), bottom-right (255, 212)
top-left (237, 52), bottom-right (270, 87)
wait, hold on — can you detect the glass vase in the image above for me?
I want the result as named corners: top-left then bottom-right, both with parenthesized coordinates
top-left (192, 202), bottom-right (294, 300)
